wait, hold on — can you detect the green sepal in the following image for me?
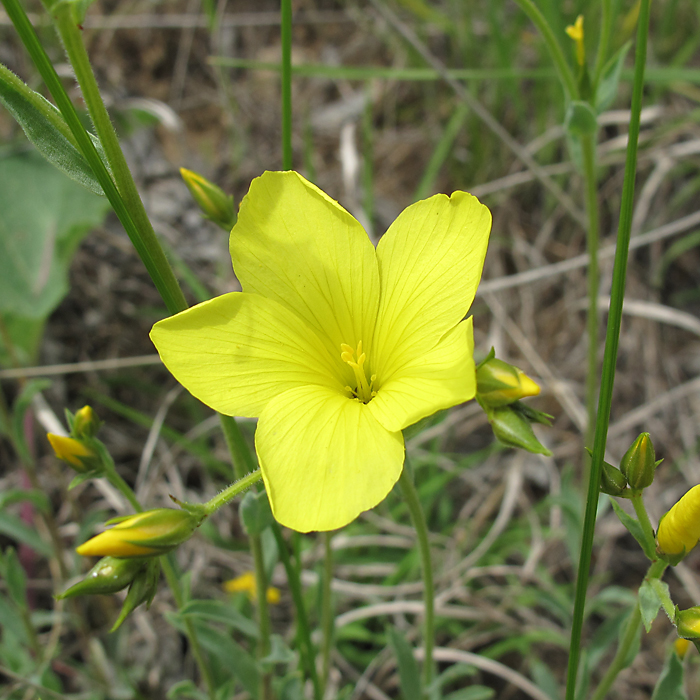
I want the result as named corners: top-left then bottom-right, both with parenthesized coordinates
top-left (111, 557), bottom-right (160, 631)
top-left (485, 406), bottom-right (551, 456)
top-left (512, 401), bottom-right (553, 426)
top-left (56, 556), bottom-right (146, 599)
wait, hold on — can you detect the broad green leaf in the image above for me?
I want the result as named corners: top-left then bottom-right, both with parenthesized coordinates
top-left (610, 499), bottom-right (656, 559)
top-left (0, 314), bottom-right (44, 367)
top-left (176, 599), bottom-right (259, 639)
top-left (388, 627), bottom-right (421, 700)
top-left (596, 42), bottom-right (632, 113)
top-left (565, 101), bottom-right (598, 137)
top-left (240, 489), bottom-right (274, 536)
top-left (0, 511), bottom-right (52, 557)
top-left (639, 580), bottom-right (662, 632)
top-left (0, 62), bottom-right (104, 194)
top-left (0, 152), bottom-right (110, 320)
top-left (651, 650), bottom-right (688, 700)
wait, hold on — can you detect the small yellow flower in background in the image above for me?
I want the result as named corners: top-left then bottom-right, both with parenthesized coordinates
top-left (565, 15), bottom-right (586, 67)
top-left (47, 433), bottom-right (97, 471)
top-left (224, 571), bottom-right (281, 604)
top-left (151, 171), bottom-right (491, 532)
top-left (77, 508), bottom-right (204, 558)
top-left (657, 485), bottom-right (700, 558)
top-left (675, 638), bottom-right (691, 659)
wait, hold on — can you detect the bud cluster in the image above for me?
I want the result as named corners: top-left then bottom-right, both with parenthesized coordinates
top-left (47, 405), bottom-right (102, 474)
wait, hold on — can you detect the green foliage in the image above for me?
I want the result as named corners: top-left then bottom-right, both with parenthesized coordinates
top-left (639, 580), bottom-right (663, 632)
top-left (651, 651), bottom-right (688, 700)
top-left (388, 626), bottom-right (422, 700)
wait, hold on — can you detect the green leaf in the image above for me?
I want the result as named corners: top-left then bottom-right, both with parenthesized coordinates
top-left (638, 580), bottom-right (662, 633)
top-left (0, 62), bottom-right (104, 194)
top-left (610, 499), bottom-right (656, 559)
top-left (176, 599), bottom-right (259, 639)
top-left (11, 379), bottom-right (51, 464)
top-left (0, 488), bottom-right (50, 513)
top-left (240, 490), bottom-right (274, 536)
top-left (0, 511), bottom-right (52, 556)
top-left (565, 100), bottom-right (598, 137)
top-left (166, 680), bottom-right (208, 700)
top-left (651, 650), bottom-right (688, 700)
top-left (0, 314), bottom-right (44, 367)
top-left (444, 688), bottom-right (495, 700)
top-left (388, 627), bottom-right (421, 700)
top-left (596, 42), bottom-right (632, 113)
top-left (0, 151), bottom-right (110, 320)
top-left (0, 548), bottom-right (28, 609)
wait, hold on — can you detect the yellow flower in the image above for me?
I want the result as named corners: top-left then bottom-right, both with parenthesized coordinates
top-left (657, 485), bottom-right (700, 557)
top-left (224, 571), bottom-right (281, 604)
top-left (151, 171), bottom-right (491, 532)
top-left (77, 508), bottom-right (203, 558)
top-left (565, 15), bottom-right (586, 67)
top-left (47, 433), bottom-right (97, 471)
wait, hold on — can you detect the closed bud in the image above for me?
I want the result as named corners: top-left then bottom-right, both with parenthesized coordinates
top-left (620, 433), bottom-right (659, 490)
top-left (76, 508), bottom-right (205, 559)
top-left (111, 558), bottom-right (160, 631)
top-left (476, 356), bottom-right (540, 408)
top-left (675, 638), bottom-right (691, 659)
top-left (56, 556), bottom-right (147, 599)
top-left (47, 433), bottom-right (99, 472)
top-left (487, 406), bottom-right (551, 456)
top-left (72, 405), bottom-right (101, 439)
top-left (565, 15), bottom-right (585, 67)
top-left (657, 485), bottom-right (700, 560)
top-left (676, 606), bottom-right (700, 640)
top-left (180, 167), bottom-right (236, 231)
top-left (600, 461), bottom-right (628, 496)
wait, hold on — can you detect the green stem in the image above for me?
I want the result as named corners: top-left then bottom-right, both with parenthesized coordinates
top-left (593, 0), bottom-right (614, 86)
top-left (581, 130), bottom-right (600, 449)
top-left (219, 414), bottom-right (257, 479)
top-left (161, 555), bottom-right (216, 700)
top-left (202, 470), bottom-right (262, 515)
top-left (590, 559), bottom-right (667, 700)
top-left (271, 524), bottom-right (321, 700)
top-left (511, 0), bottom-right (578, 99)
top-left (250, 533), bottom-right (272, 700)
top-left (564, 1), bottom-right (651, 696)
top-left (280, 0), bottom-right (293, 169)
top-left (630, 492), bottom-right (656, 553)
top-left (398, 467), bottom-right (434, 688)
top-left (320, 531), bottom-right (334, 696)
top-left (50, 3), bottom-right (188, 316)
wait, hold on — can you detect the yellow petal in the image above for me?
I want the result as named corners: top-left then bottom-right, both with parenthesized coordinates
top-left (371, 191), bottom-right (490, 381)
top-left (369, 318), bottom-right (475, 432)
top-left (151, 292), bottom-right (341, 417)
top-left (230, 171), bottom-right (380, 363)
top-left (256, 385), bottom-right (405, 532)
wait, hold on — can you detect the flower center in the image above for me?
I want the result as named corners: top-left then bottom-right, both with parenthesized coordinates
top-left (340, 341), bottom-right (377, 404)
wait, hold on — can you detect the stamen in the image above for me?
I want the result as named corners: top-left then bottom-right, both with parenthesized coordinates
top-left (340, 341), bottom-right (375, 403)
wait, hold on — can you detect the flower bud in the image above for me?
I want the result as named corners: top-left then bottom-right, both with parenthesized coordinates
top-left (600, 461), bottom-right (628, 497)
top-left (76, 508), bottom-right (205, 559)
top-left (476, 357), bottom-right (540, 408)
top-left (56, 556), bottom-right (147, 599)
top-left (676, 606), bottom-right (700, 639)
top-left (71, 405), bottom-right (101, 439)
top-left (47, 433), bottom-right (99, 472)
top-left (180, 167), bottom-right (236, 231)
top-left (111, 558), bottom-right (160, 631)
top-left (620, 433), bottom-right (659, 490)
top-left (657, 485), bottom-right (700, 559)
top-left (565, 15), bottom-right (585, 67)
top-left (487, 406), bottom-right (552, 456)
top-left (675, 638), bottom-right (691, 659)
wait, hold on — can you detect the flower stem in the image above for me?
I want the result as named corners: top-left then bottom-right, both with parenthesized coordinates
top-left (630, 491), bottom-right (656, 554)
top-left (564, 1), bottom-right (651, 695)
top-left (581, 130), bottom-right (600, 449)
top-left (398, 467), bottom-right (434, 688)
top-left (202, 470), bottom-right (262, 515)
top-left (280, 0), bottom-right (293, 169)
top-left (249, 533), bottom-right (273, 700)
top-left (320, 531), bottom-right (334, 696)
top-left (49, 2), bottom-right (188, 316)
top-left (219, 414), bottom-right (257, 479)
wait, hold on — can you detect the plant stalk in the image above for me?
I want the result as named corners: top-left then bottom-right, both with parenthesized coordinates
top-left (250, 533), bottom-right (273, 700)
top-left (320, 531), bottom-right (334, 696)
top-left (202, 470), bottom-right (262, 515)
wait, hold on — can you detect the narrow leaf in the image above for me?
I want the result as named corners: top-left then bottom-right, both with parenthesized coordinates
top-left (638, 580), bottom-right (662, 632)
top-left (388, 627), bottom-right (422, 700)
top-left (651, 651), bottom-right (688, 700)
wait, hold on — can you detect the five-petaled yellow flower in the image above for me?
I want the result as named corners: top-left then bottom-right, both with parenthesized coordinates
top-left (151, 171), bottom-right (491, 532)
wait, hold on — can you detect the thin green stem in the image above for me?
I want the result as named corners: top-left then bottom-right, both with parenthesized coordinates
top-left (271, 524), bottom-right (321, 700)
top-left (564, 2), bottom-right (652, 697)
top-left (280, 0), bottom-right (293, 169)
top-left (161, 555), bottom-right (216, 700)
top-left (320, 531), bottom-right (334, 696)
top-left (630, 492), bottom-right (656, 552)
top-left (581, 130), bottom-right (600, 449)
top-left (511, 0), bottom-right (578, 99)
top-left (593, 0), bottom-right (614, 86)
top-left (219, 414), bottom-right (257, 479)
top-left (202, 470), bottom-right (262, 515)
top-left (250, 533), bottom-right (272, 700)
top-left (2, 0), bottom-right (186, 315)
top-left (590, 559), bottom-right (667, 700)
top-left (50, 3), bottom-right (188, 315)
top-left (398, 468), bottom-right (434, 688)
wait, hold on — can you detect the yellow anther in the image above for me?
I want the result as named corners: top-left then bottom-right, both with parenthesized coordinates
top-left (340, 341), bottom-right (374, 403)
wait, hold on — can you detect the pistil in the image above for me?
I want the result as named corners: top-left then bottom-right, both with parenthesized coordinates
top-left (340, 341), bottom-right (376, 403)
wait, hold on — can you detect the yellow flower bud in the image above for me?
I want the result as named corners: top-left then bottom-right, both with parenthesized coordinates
top-left (565, 15), bottom-right (586, 67)
top-left (675, 638), bottom-right (691, 659)
top-left (676, 606), bottom-right (700, 639)
top-left (47, 433), bottom-right (98, 472)
top-left (224, 571), bottom-right (281, 604)
top-left (180, 167), bottom-right (236, 231)
top-left (620, 432), bottom-right (659, 490)
top-left (657, 485), bottom-right (700, 558)
top-left (77, 508), bottom-right (204, 558)
top-left (476, 357), bottom-right (540, 408)
top-left (72, 405), bottom-right (101, 439)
